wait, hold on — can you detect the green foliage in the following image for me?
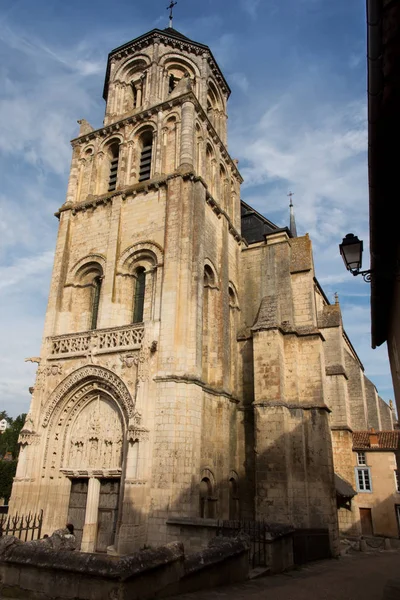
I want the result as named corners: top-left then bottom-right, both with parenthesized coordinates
top-left (0, 413), bottom-right (26, 460)
top-left (0, 460), bottom-right (17, 503)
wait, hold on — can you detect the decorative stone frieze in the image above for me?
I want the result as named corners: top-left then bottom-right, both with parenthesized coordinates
top-left (48, 324), bottom-right (145, 360)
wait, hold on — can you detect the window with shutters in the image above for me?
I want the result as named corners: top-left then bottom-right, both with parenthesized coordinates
top-left (138, 131), bottom-right (153, 182)
top-left (133, 267), bottom-right (146, 323)
top-left (108, 143), bottom-right (120, 191)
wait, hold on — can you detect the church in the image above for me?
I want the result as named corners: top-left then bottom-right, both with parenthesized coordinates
top-left (10, 23), bottom-right (395, 555)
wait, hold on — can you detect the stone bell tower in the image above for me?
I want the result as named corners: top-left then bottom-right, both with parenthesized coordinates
top-left (10, 25), bottom-right (244, 554)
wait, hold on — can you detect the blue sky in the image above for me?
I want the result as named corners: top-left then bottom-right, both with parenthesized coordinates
top-left (0, 0), bottom-right (394, 417)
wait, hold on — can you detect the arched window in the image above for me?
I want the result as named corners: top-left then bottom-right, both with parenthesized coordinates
top-left (131, 82), bottom-right (138, 108)
top-left (229, 477), bottom-right (239, 520)
top-left (199, 477), bottom-right (215, 519)
top-left (91, 276), bottom-right (102, 330)
top-left (108, 143), bottom-right (120, 191)
top-left (133, 267), bottom-right (146, 323)
top-left (169, 74), bottom-right (176, 93)
top-left (139, 131), bottom-right (153, 182)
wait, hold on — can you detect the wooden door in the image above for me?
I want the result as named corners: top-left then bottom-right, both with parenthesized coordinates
top-left (67, 479), bottom-right (88, 550)
top-left (95, 479), bottom-right (120, 553)
top-left (360, 508), bottom-right (374, 536)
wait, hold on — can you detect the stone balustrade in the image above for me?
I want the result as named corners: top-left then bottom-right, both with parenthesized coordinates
top-left (48, 324), bottom-right (145, 359)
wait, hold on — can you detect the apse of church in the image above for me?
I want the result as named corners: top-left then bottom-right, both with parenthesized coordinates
top-left (10, 24), bottom-right (367, 556)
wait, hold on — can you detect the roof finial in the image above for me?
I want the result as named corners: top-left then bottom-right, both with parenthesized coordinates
top-left (288, 191), bottom-right (297, 237)
top-left (334, 292), bottom-right (339, 305)
top-left (167, 1), bottom-right (177, 28)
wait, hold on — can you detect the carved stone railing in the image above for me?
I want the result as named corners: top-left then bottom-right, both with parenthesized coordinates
top-left (48, 324), bottom-right (144, 360)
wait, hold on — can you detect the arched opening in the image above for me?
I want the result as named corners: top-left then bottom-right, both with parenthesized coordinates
top-left (108, 142), bottom-right (120, 191)
top-left (228, 284), bottom-right (239, 391)
top-left (206, 145), bottom-right (214, 194)
top-left (163, 116), bottom-right (177, 173)
top-left (71, 261), bottom-right (104, 332)
top-left (133, 267), bottom-right (146, 323)
top-left (169, 73), bottom-right (177, 93)
top-left (131, 82), bottom-right (138, 108)
top-left (229, 477), bottom-right (239, 520)
top-left (64, 393), bottom-right (125, 553)
top-left (138, 130), bottom-right (153, 182)
top-left (90, 276), bottom-right (102, 330)
top-left (203, 264), bottom-right (217, 383)
top-left (199, 477), bottom-right (215, 519)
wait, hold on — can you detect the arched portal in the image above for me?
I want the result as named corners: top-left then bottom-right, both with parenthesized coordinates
top-left (43, 366), bottom-right (134, 553)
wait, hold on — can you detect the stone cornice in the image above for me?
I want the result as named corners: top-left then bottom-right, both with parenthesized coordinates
top-left (71, 92), bottom-right (243, 184)
top-left (251, 322), bottom-right (325, 341)
top-left (253, 401), bottom-right (331, 413)
top-left (154, 374), bottom-right (239, 404)
top-left (56, 171), bottom-right (245, 246)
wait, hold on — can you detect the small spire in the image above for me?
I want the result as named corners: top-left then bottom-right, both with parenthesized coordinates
top-left (288, 191), bottom-right (297, 237)
top-left (167, 1), bottom-right (177, 28)
top-left (334, 292), bottom-right (339, 305)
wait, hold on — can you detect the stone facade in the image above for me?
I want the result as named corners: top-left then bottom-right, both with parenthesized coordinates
top-left (9, 26), bottom-right (394, 556)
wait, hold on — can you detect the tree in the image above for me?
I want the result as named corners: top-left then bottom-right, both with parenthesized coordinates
top-left (0, 413), bottom-right (26, 505)
top-left (0, 413), bottom-right (26, 459)
top-left (0, 460), bottom-right (17, 504)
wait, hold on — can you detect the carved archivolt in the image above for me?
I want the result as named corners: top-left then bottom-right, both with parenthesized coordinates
top-left (65, 254), bottom-right (106, 286)
top-left (42, 365), bottom-right (135, 428)
top-left (117, 240), bottom-right (164, 275)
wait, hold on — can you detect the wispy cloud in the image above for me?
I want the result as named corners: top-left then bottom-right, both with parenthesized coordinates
top-left (240, 0), bottom-right (261, 18)
top-left (0, 1), bottom-right (393, 414)
top-left (0, 251), bottom-right (54, 291)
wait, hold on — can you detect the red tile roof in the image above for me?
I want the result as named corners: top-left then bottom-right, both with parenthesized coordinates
top-left (353, 431), bottom-right (400, 450)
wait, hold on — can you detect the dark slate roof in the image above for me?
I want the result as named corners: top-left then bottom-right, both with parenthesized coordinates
top-left (241, 200), bottom-right (280, 245)
top-left (162, 27), bottom-right (191, 41)
top-left (353, 431), bottom-right (400, 450)
top-left (335, 474), bottom-right (357, 499)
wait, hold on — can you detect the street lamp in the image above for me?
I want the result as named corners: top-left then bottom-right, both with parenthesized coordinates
top-left (339, 233), bottom-right (372, 282)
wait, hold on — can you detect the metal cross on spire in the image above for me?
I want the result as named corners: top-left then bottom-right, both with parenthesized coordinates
top-left (287, 191), bottom-right (298, 237)
top-left (167, 1), bottom-right (178, 28)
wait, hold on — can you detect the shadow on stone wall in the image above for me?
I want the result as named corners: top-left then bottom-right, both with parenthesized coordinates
top-left (0, 534), bottom-right (249, 600)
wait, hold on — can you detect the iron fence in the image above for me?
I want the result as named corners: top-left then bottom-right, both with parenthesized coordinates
top-left (217, 520), bottom-right (331, 568)
top-left (0, 511), bottom-right (43, 541)
top-left (216, 520), bottom-right (279, 568)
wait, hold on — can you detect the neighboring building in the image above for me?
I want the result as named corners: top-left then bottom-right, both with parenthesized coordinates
top-left (367, 0), bottom-right (400, 413)
top-left (352, 430), bottom-right (400, 538)
top-left (8, 24), bottom-right (393, 555)
top-left (0, 419), bottom-right (9, 434)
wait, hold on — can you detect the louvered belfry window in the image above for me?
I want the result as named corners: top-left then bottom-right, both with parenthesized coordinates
top-left (139, 132), bottom-right (153, 182)
top-left (108, 143), bottom-right (119, 191)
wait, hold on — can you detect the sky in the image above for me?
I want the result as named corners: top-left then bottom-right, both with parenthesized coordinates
top-left (0, 0), bottom-right (395, 417)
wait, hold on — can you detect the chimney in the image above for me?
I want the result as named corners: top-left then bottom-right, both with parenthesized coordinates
top-left (369, 428), bottom-right (379, 448)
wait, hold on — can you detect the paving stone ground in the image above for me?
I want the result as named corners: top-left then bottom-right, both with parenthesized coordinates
top-left (170, 552), bottom-right (400, 600)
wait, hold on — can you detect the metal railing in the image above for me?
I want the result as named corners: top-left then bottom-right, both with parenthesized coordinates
top-left (0, 511), bottom-right (43, 541)
top-left (216, 520), bottom-right (272, 568)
